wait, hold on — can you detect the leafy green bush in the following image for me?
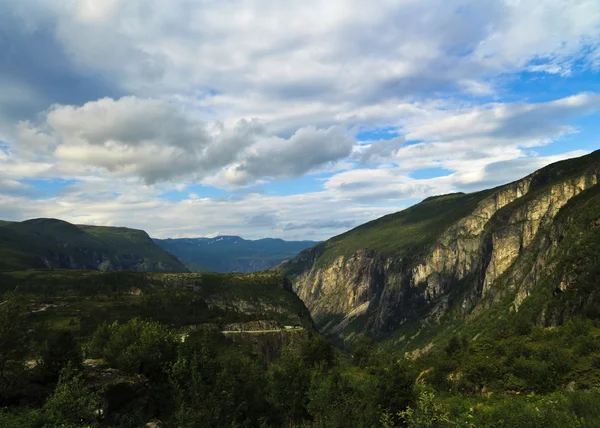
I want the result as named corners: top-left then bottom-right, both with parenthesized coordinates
top-left (170, 330), bottom-right (269, 427)
top-left (397, 389), bottom-right (453, 428)
top-left (85, 318), bottom-right (177, 379)
top-left (43, 364), bottom-right (101, 426)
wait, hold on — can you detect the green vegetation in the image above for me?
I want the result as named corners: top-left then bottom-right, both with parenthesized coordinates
top-left (3, 266), bottom-right (600, 426)
top-left (285, 150), bottom-right (600, 273)
top-left (0, 290), bottom-right (419, 427)
top-left (3, 152), bottom-right (600, 425)
top-left (312, 190), bottom-right (493, 268)
top-left (0, 218), bottom-right (188, 272)
top-left (0, 270), bottom-right (311, 337)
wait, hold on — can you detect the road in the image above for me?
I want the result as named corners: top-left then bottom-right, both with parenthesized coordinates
top-left (220, 327), bottom-right (304, 334)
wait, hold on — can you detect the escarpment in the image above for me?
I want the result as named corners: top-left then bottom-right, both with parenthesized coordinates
top-left (279, 151), bottom-right (600, 347)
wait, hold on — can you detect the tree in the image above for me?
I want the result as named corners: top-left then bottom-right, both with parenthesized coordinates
top-left (170, 330), bottom-right (269, 427)
top-left (373, 359), bottom-right (416, 426)
top-left (297, 334), bottom-right (337, 369)
top-left (267, 345), bottom-right (311, 426)
top-left (353, 336), bottom-right (376, 367)
top-left (307, 368), bottom-right (379, 428)
top-left (0, 296), bottom-right (28, 380)
top-left (85, 318), bottom-right (177, 379)
top-left (398, 389), bottom-right (453, 428)
top-left (38, 331), bottom-right (83, 381)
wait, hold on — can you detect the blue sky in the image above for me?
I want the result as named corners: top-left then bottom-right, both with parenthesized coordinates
top-left (0, 0), bottom-right (599, 240)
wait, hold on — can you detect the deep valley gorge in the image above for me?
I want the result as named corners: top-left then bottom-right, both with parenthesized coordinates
top-left (3, 152), bottom-right (600, 427)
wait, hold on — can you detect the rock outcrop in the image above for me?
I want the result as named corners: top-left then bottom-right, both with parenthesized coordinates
top-left (280, 151), bottom-right (600, 346)
top-left (220, 321), bottom-right (308, 362)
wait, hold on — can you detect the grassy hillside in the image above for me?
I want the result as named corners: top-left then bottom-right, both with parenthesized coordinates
top-left (154, 236), bottom-right (319, 273)
top-left (300, 150), bottom-right (600, 271)
top-left (312, 190), bottom-right (494, 268)
top-left (0, 218), bottom-right (188, 272)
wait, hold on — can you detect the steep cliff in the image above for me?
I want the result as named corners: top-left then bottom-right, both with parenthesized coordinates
top-left (279, 151), bottom-right (600, 350)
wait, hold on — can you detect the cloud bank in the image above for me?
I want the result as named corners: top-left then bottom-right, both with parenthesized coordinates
top-left (0, 0), bottom-right (599, 239)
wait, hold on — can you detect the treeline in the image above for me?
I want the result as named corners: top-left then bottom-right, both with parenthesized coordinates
top-left (0, 294), bottom-right (418, 427)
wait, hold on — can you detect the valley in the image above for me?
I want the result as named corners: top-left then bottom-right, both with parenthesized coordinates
top-left (2, 152), bottom-right (600, 426)
top-left (154, 236), bottom-right (319, 273)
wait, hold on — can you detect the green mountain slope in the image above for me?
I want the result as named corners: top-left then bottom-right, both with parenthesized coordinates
top-left (154, 236), bottom-right (319, 273)
top-left (279, 150), bottom-right (600, 350)
top-left (0, 218), bottom-right (188, 272)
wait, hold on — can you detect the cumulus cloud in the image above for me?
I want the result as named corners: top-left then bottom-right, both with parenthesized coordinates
top-left (359, 136), bottom-right (405, 165)
top-left (221, 126), bottom-right (354, 185)
top-left (0, 0), bottom-right (599, 240)
top-left (2, 0), bottom-right (600, 133)
top-left (391, 93), bottom-right (600, 174)
top-left (13, 97), bottom-right (353, 185)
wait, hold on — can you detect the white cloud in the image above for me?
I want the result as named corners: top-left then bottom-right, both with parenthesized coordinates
top-left (4, 0), bottom-right (599, 132)
top-left (13, 97), bottom-right (354, 185)
top-left (0, 0), bottom-right (599, 239)
top-left (219, 126), bottom-right (354, 186)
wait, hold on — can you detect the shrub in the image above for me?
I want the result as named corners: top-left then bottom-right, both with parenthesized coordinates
top-left (43, 364), bottom-right (101, 426)
top-left (85, 318), bottom-right (177, 379)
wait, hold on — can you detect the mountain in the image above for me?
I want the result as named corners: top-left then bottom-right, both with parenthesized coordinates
top-left (279, 150), bottom-right (600, 352)
top-left (154, 235), bottom-right (319, 273)
top-left (0, 218), bottom-right (188, 272)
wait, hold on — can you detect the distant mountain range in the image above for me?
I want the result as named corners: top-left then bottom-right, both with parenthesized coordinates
top-left (153, 236), bottom-right (320, 273)
top-left (0, 218), bottom-right (188, 272)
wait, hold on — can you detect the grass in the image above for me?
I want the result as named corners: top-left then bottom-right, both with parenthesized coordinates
top-left (312, 190), bottom-right (494, 269)
top-left (290, 150), bottom-right (600, 274)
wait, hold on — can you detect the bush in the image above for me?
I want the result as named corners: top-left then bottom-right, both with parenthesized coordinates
top-left (43, 364), bottom-right (101, 426)
top-left (574, 335), bottom-right (600, 357)
top-left (512, 357), bottom-right (557, 394)
top-left (267, 345), bottom-right (311, 426)
top-left (85, 318), bottom-right (177, 379)
top-left (398, 389), bottom-right (453, 428)
top-left (0, 409), bottom-right (46, 428)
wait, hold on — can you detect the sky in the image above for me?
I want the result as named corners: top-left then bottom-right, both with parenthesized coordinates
top-left (1, 0), bottom-right (600, 240)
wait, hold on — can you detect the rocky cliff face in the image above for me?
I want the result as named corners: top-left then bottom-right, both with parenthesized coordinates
top-left (281, 152), bottom-right (600, 346)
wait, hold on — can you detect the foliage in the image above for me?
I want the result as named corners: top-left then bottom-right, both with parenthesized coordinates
top-left (37, 331), bottom-right (83, 381)
top-left (267, 344), bottom-right (312, 425)
top-left (398, 389), bottom-right (453, 428)
top-left (42, 363), bottom-right (102, 426)
top-left (0, 296), bottom-right (27, 370)
top-left (84, 318), bottom-right (177, 379)
top-left (0, 295), bottom-right (29, 395)
top-left (170, 330), bottom-right (269, 427)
